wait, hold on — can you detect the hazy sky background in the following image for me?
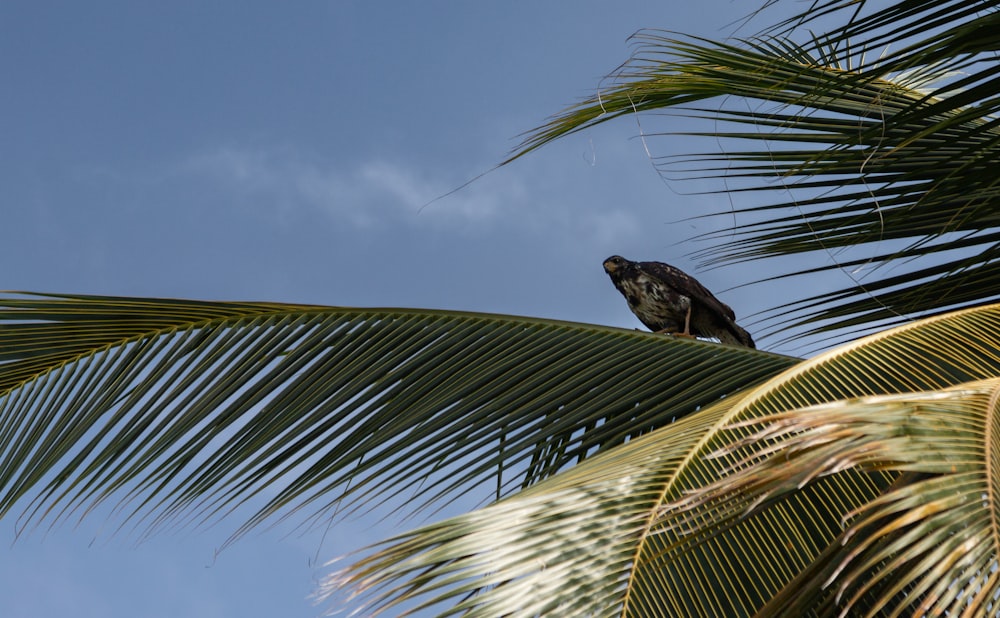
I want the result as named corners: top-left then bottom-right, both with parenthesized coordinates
top-left (1, 2), bottom-right (834, 616)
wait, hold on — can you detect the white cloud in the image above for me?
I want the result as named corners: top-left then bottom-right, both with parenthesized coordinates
top-left (168, 143), bottom-right (661, 261)
top-left (179, 146), bottom-right (535, 230)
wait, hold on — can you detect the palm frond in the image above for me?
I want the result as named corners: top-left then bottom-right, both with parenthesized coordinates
top-left (0, 292), bottom-right (794, 542)
top-left (334, 302), bottom-right (1000, 616)
top-left (780, 0), bottom-right (999, 72)
top-left (667, 382), bottom-right (998, 617)
top-left (508, 27), bottom-right (1000, 345)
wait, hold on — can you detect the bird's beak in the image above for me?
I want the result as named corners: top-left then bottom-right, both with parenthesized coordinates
top-left (603, 260), bottom-right (617, 274)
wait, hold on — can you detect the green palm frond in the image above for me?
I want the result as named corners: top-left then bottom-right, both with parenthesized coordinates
top-left (335, 302), bottom-right (1000, 616)
top-left (0, 293), bottom-right (794, 541)
top-left (508, 23), bottom-right (1000, 344)
top-left (781, 0), bottom-right (999, 71)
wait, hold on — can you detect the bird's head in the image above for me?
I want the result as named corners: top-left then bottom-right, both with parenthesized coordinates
top-left (603, 255), bottom-right (631, 276)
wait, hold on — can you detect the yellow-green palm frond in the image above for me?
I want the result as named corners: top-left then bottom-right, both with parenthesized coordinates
top-left (334, 303), bottom-right (1000, 616)
top-left (667, 382), bottom-right (998, 617)
top-left (0, 293), bottom-right (793, 542)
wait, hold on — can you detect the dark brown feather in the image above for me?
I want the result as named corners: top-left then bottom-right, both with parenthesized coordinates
top-left (603, 255), bottom-right (755, 348)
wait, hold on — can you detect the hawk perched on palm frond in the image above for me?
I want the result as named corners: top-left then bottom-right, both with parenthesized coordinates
top-left (603, 255), bottom-right (755, 348)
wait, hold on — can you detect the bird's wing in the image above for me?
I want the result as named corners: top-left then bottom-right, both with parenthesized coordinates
top-left (641, 261), bottom-right (737, 321)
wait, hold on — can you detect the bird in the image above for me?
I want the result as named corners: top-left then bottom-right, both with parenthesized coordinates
top-left (603, 255), bottom-right (755, 348)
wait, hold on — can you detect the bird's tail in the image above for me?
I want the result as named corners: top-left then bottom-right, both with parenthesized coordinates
top-left (722, 321), bottom-right (755, 349)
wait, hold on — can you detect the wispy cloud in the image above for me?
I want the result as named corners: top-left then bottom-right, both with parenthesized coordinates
top-left (173, 144), bottom-right (646, 247)
top-left (179, 146), bottom-right (533, 229)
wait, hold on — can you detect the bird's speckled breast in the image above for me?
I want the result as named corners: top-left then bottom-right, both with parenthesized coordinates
top-left (619, 273), bottom-right (690, 332)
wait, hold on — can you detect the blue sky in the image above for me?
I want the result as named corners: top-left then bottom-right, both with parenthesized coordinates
top-left (0, 2), bottom-right (827, 616)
